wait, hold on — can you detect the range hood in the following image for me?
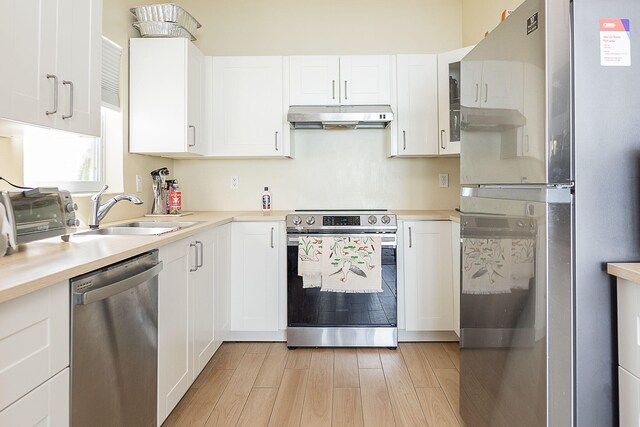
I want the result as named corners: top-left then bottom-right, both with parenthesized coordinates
top-left (460, 106), bottom-right (526, 132)
top-left (287, 105), bottom-right (394, 130)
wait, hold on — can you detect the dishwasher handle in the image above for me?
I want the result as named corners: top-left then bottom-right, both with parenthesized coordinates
top-left (74, 261), bottom-right (163, 305)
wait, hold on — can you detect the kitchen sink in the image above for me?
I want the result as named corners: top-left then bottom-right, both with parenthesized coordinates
top-left (76, 227), bottom-right (178, 236)
top-left (117, 221), bottom-right (200, 228)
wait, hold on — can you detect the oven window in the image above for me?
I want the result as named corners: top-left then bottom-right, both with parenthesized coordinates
top-left (13, 195), bottom-right (65, 234)
top-left (287, 246), bottom-right (397, 327)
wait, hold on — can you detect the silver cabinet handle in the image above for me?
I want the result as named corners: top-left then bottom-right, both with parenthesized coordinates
top-left (188, 125), bottom-right (196, 147)
top-left (344, 81), bottom-right (348, 100)
top-left (440, 130), bottom-right (446, 150)
top-left (332, 80), bottom-right (335, 100)
top-left (408, 227), bottom-right (412, 248)
top-left (275, 131), bottom-right (279, 151)
top-left (62, 80), bottom-right (74, 119)
top-left (196, 241), bottom-right (204, 268)
top-left (46, 74), bottom-right (58, 115)
top-left (270, 227), bottom-right (275, 249)
top-left (474, 83), bottom-right (479, 103)
top-left (402, 130), bottom-right (407, 150)
top-left (484, 84), bottom-right (488, 103)
top-left (189, 242), bottom-right (198, 272)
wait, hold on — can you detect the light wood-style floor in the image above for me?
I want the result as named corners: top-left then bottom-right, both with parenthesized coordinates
top-left (163, 342), bottom-right (463, 427)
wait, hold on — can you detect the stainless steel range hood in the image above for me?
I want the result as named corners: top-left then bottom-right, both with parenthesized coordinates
top-left (287, 105), bottom-right (394, 130)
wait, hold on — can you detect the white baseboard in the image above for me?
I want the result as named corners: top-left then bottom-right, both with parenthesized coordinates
top-left (225, 330), bottom-right (287, 341)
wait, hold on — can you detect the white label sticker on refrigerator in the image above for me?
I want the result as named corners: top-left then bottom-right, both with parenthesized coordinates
top-left (600, 18), bottom-right (631, 66)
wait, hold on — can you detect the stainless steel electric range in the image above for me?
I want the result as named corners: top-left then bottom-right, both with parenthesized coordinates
top-left (286, 210), bottom-right (398, 348)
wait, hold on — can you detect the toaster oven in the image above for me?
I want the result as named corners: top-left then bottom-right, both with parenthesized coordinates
top-left (0, 188), bottom-right (79, 255)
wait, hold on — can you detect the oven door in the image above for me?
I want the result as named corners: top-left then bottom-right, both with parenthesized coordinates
top-left (287, 234), bottom-right (397, 328)
top-left (459, 186), bottom-right (572, 427)
top-left (9, 192), bottom-right (67, 243)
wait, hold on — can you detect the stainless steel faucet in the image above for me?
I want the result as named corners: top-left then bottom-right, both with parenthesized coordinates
top-left (89, 185), bottom-right (143, 229)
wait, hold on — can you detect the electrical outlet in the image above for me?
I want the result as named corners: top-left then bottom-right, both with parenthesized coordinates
top-left (135, 175), bottom-right (143, 193)
top-left (439, 173), bottom-right (449, 188)
top-left (230, 175), bottom-right (239, 190)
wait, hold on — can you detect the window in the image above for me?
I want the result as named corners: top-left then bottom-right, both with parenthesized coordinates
top-left (23, 37), bottom-right (123, 193)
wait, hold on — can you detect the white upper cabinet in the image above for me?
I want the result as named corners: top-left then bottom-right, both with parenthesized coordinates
top-left (0, 0), bottom-right (101, 137)
top-left (289, 55), bottom-right (392, 106)
top-left (437, 46), bottom-right (474, 156)
top-left (210, 56), bottom-right (289, 157)
top-left (130, 38), bottom-right (206, 157)
top-left (461, 59), bottom-right (523, 112)
top-left (395, 54), bottom-right (439, 156)
top-left (289, 56), bottom-right (340, 106)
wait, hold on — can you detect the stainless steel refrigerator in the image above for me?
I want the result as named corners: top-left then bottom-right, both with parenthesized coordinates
top-left (459, 0), bottom-right (640, 425)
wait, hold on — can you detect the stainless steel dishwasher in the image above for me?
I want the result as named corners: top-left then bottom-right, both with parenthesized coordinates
top-left (70, 250), bottom-right (162, 427)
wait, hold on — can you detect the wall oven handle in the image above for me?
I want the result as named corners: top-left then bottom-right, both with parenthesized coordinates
top-left (74, 262), bottom-right (163, 305)
top-left (287, 234), bottom-right (397, 247)
top-left (408, 227), bottom-right (412, 248)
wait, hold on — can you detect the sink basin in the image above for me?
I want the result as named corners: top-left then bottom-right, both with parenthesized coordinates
top-left (76, 227), bottom-right (178, 236)
top-left (118, 221), bottom-right (200, 229)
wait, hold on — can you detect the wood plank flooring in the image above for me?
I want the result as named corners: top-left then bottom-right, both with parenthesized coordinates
top-left (163, 342), bottom-right (463, 427)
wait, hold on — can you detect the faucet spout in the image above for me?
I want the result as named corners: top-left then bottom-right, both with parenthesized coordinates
top-left (89, 185), bottom-right (144, 229)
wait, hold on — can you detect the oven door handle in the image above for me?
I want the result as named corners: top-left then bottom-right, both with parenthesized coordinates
top-left (287, 235), bottom-right (397, 247)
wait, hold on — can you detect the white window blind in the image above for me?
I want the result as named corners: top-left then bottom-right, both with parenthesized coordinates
top-left (102, 37), bottom-right (122, 109)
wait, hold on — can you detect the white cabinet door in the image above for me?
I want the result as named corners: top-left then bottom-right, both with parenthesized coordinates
top-left (289, 56), bottom-right (340, 106)
top-left (55, 0), bottom-right (101, 137)
top-left (0, 0), bottom-right (58, 128)
top-left (619, 366), bottom-right (640, 427)
top-left (437, 46), bottom-right (474, 156)
top-left (211, 56), bottom-right (286, 157)
top-left (158, 240), bottom-right (191, 424)
top-left (479, 60), bottom-right (524, 111)
top-left (0, 368), bottom-right (69, 427)
top-left (190, 230), bottom-right (216, 379)
top-left (339, 55), bottom-right (391, 105)
top-left (230, 222), bottom-right (280, 332)
top-left (214, 223), bottom-right (232, 347)
top-left (0, 281), bottom-right (69, 412)
top-left (451, 221), bottom-right (461, 337)
top-left (130, 38), bottom-right (206, 156)
top-left (396, 55), bottom-right (439, 156)
top-left (403, 221), bottom-right (454, 331)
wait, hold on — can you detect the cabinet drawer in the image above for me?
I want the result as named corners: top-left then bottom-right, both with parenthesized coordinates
top-left (619, 366), bottom-right (640, 427)
top-left (617, 278), bottom-right (640, 377)
top-left (0, 368), bottom-right (69, 426)
top-left (0, 282), bottom-right (69, 411)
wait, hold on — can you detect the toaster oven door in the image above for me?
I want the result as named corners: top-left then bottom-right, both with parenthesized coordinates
top-left (11, 193), bottom-right (67, 243)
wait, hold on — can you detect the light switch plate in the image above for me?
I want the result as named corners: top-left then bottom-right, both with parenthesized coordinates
top-left (439, 173), bottom-right (449, 188)
top-left (135, 175), bottom-right (143, 193)
top-left (231, 176), bottom-right (239, 190)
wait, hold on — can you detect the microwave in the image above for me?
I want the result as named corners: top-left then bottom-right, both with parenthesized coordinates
top-left (0, 188), bottom-right (79, 255)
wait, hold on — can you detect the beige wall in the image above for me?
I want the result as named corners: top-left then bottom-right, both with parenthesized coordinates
top-left (0, 137), bottom-right (23, 191)
top-left (462, 0), bottom-right (526, 45)
top-left (172, 0), bottom-right (464, 211)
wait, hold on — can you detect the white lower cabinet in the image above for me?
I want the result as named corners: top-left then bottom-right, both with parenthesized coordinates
top-left (190, 230), bottom-right (216, 379)
top-left (158, 239), bottom-right (191, 424)
top-left (214, 223), bottom-right (232, 348)
top-left (230, 221), bottom-right (282, 334)
top-left (0, 368), bottom-right (69, 426)
top-left (619, 366), bottom-right (640, 426)
top-left (402, 220), bottom-right (454, 332)
top-left (451, 221), bottom-right (461, 337)
top-left (0, 281), bottom-right (69, 412)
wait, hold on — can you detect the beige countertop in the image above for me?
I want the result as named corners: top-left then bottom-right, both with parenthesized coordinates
top-left (394, 210), bottom-right (460, 222)
top-left (0, 211), bottom-right (289, 304)
top-left (0, 209), bottom-right (459, 304)
top-left (608, 263), bottom-right (640, 284)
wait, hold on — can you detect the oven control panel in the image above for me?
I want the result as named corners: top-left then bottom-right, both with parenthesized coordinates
top-left (286, 211), bottom-right (397, 233)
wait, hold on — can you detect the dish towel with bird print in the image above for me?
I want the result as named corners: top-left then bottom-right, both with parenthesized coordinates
top-left (320, 236), bottom-right (383, 293)
top-left (462, 238), bottom-right (534, 294)
top-left (298, 236), bottom-right (323, 288)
